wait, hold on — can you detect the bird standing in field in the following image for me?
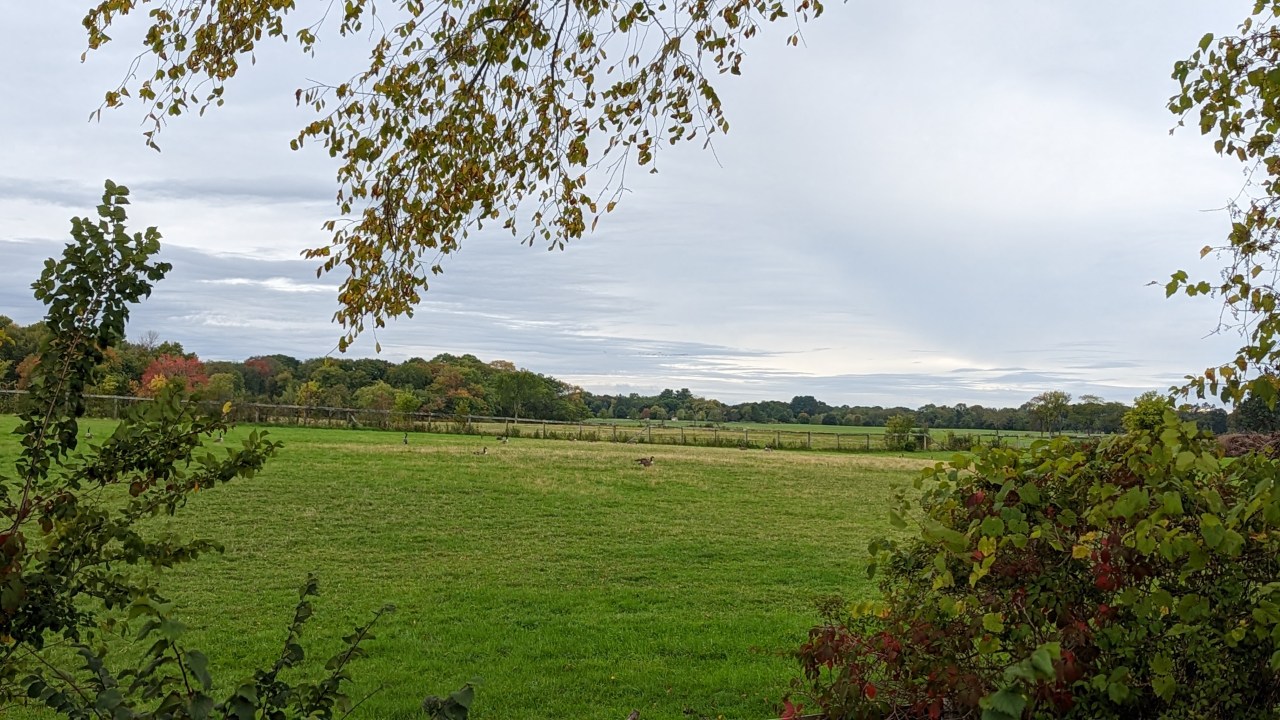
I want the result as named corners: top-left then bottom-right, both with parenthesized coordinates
top-left (403, 432), bottom-right (409, 445)
top-left (635, 456), bottom-right (654, 467)
top-left (473, 447), bottom-right (487, 456)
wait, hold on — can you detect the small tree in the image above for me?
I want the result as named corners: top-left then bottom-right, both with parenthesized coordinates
top-left (0, 182), bottom-right (439, 718)
top-left (139, 353), bottom-right (208, 396)
top-left (1027, 390), bottom-right (1072, 436)
top-left (1123, 390), bottom-right (1174, 433)
top-left (491, 369), bottom-right (548, 421)
top-left (203, 371), bottom-right (242, 402)
top-left (884, 413), bottom-right (916, 452)
top-left (393, 390), bottom-right (424, 428)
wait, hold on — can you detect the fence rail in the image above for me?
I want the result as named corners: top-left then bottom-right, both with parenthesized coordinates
top-left (0, 389), bottom-right (1076, 453)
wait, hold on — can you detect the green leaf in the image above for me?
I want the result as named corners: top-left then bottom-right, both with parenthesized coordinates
top-left (1030, 647), bottom-right (1055, 679)
top-left (1221, 528), bottom-right (1245, 556)
top-left (1112, 487), bottom-right (1149, 520)
top-left (185, 649), bottom-right (213, 690)
top-left (981, 516), bottom-right (1005, 537)
top-left (923, 519), bottom-right (969, 553)
top-left (1019, 483), bottom-right (1041, 505)
top-left (1107, 680), bottom-right (1130, 703)
top-left (983, 612), bottom-right (1005, 633)
top-left (188, 692), bottom-right (215, 719)
top-left (159, 617), bottom-right (187, 642)
top-left (94, 688), bottom-right (124, 711)
top-left (1153, 674), bottom-right (1176, 701)
top-left (1200, 514), bottom-right (1226, 549)
top-left (986, 689), bottom-right (1026, 718)
top-left (889, 508), bottom-right (906, 529)
top-left (1176, 594), bottom-right (1209, 621)
top-left (1175, 450), bottom-right (1196, 471)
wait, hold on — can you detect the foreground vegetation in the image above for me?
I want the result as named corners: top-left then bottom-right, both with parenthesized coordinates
top-left (794, 418), bottom-right (1280, 719)
top-left (0, 416), bottom-right (929, 719)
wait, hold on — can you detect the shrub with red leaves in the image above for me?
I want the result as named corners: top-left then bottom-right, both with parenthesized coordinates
top-left (788, 418), bottom-right (1280, 719)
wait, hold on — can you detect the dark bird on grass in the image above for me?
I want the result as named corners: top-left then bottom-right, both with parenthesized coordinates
top-left (85, 429), bottom-right (92, 440)
top-left (403, 432), bottom-right (409, 445)
top-left (635, 456), bottom-right (655, 467)
top-left (764, 446), bottom-right (773, 452)
top-left (499, 436), bottom-right (509, 444)
top-left (473, 447), bottom-right (487, 456)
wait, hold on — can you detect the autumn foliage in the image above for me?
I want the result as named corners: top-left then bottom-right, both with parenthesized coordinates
top-left (139, 353), bottom-right (207, 395)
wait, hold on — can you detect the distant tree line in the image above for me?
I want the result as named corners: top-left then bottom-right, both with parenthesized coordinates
top-left (0, 316), bottom-right (1245, 433)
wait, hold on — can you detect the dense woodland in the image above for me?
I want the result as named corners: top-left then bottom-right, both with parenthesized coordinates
top-left (0, 316), bottom-right (1244, 433)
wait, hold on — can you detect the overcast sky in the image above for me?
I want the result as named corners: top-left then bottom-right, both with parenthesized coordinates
top-left (0, 3), bottom-right (1257, 407)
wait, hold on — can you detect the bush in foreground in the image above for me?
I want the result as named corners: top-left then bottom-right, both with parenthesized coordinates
top-left (790, 414), bottom-right (1280, 719)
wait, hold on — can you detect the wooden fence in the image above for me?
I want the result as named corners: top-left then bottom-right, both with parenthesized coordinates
top-left (0, 389), bottom-right (1069, 453)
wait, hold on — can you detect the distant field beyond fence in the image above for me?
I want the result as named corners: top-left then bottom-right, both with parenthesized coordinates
top-left (0, 389), bottom-right (1089, 452)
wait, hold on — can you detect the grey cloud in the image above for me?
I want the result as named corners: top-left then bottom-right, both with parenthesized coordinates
top-left (0, 176), bottom-right (332, 208)
top-left (131, 177), bottom-right (333, 205)
top-left (1066, 361), bottom-right (1144, 370)
top-left (0, 179), bottom-right (94, 208)
top-left (0, 230), bottom-right (1204, 407)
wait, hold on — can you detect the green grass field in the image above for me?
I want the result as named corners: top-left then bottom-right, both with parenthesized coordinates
top-left (431, 417), bottom-right (1038, 452)
top-left (1, 418), bottom-right (932, 719)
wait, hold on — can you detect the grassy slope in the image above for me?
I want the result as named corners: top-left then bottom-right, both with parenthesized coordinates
top-left (1, 418), bottom-right (930, 720)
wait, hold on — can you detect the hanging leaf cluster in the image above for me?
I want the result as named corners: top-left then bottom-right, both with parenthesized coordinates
top-left (1169, 2), bottom-right (1280, 405)
top-left (81, 0), bottom-right (822, 349)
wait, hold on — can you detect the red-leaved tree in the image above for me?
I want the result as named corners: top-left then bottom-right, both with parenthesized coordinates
top-left (139, 353), bottom-right (207, 396)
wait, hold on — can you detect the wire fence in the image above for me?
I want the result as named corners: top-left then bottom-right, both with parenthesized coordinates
top-left (0, 389), bottom-right (1074, 453)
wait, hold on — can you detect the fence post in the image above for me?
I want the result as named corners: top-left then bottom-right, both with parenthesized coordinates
top-left (680, 427), bottom-right (685, 444)
top-left (807, 431), bottom-right (812, 449)
top-left (613, 425), bottom-right (618, 442)
top-left (866, 434), bottom-right (871, 450)
top-left (775, 431), bottom-right (780, 449)
top-left (744, 429), bottom-right (749, 446)
top-left (542, 421), bottom-right (547, 438)
top-left (647, 425), bottom-right (652, 443)
top-left (714, 428), bottom-right (718, 445)
top-left (837, 434), bottom-right (841, 450)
